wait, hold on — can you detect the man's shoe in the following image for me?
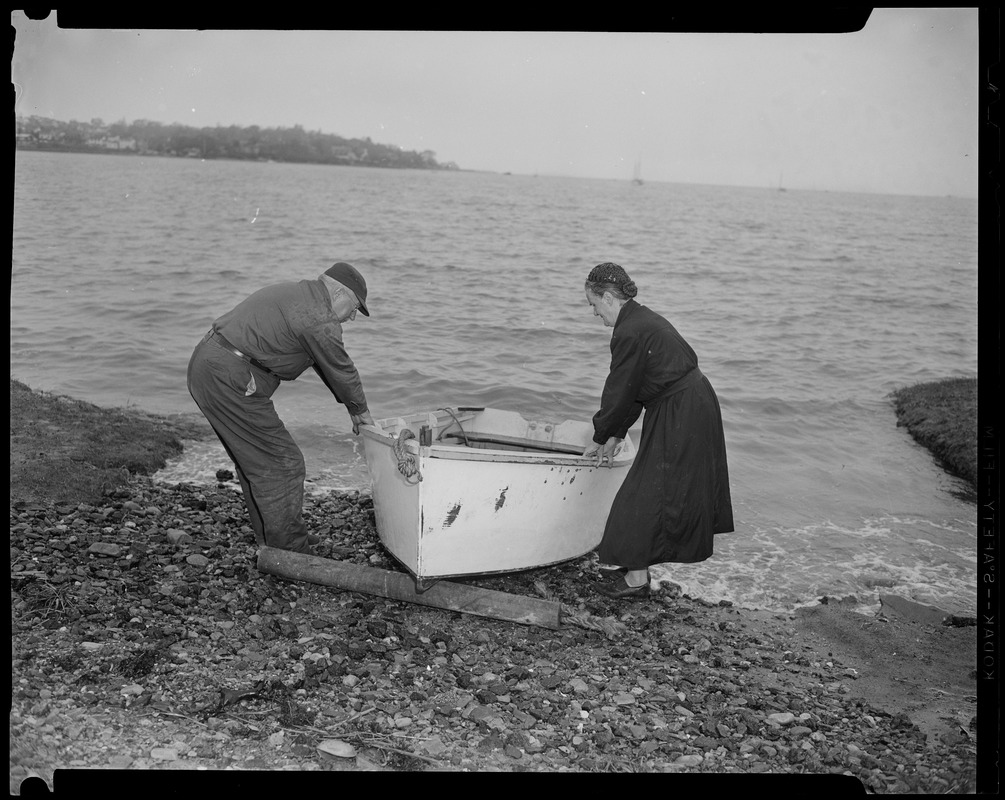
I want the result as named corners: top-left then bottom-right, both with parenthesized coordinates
top-left (595, 574), bottom-right (650, 599)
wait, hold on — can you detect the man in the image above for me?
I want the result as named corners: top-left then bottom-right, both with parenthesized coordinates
top-left (187, 261), bottom-right (376, 553)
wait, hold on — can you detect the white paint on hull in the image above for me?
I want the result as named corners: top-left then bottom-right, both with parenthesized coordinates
top-left (359, 407), bottom-right (635, 581)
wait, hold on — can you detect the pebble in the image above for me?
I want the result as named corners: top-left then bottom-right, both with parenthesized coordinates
top-left (87, 542), bottom-right (122, 557)
top-left (317, 739), bottom-right (356, 759)
top-left (166, 529), bottom-right (192, 545)
top-left (420, 737), bottom-right (447, 756)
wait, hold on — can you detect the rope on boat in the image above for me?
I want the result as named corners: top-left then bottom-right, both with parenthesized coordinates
top-left (437, 406), bottom-right (469, 445)
top-left (560, 605), bottom-right (628, 639)
top-left (393, 429), bottom-right (422, 483)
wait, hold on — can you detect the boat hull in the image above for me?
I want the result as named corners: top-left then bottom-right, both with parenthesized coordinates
top-left (359, 407), bottom-right (635, 583)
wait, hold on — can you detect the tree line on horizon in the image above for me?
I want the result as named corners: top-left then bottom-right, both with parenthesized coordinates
top-left (15, 115), bottom-right (460, 171)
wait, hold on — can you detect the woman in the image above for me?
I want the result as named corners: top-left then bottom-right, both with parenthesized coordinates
top-left (583, 262), bottom-right (734, 598)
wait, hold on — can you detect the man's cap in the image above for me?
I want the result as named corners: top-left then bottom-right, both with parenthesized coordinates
top-left (324, 262), bottom-right (369, 316)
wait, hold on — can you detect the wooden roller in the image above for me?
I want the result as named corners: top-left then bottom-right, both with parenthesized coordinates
top-left (257, 546), bottom-right (562, 630)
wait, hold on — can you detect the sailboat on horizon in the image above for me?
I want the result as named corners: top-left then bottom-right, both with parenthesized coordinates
top-left (632, 157), bottom-right (644, 186)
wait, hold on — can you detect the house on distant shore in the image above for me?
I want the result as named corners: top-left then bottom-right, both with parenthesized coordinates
top-left (86, 134), bottom-right (137, 151)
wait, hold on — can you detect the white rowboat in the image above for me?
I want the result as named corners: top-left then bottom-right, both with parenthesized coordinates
top-left (359, 407), bottom-right (635, 591)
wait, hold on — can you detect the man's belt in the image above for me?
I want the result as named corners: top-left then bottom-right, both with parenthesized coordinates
top-left (210, 330), bottom-right (278, 377)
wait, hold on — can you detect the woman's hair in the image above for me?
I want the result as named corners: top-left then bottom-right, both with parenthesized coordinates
top-left (585, 262), bottom-right (638, 300)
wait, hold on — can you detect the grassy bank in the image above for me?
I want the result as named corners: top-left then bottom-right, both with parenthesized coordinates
top-left (890, 377), bottom-right (977, 493)
top-left (9, 378), bottom-right (209, 507)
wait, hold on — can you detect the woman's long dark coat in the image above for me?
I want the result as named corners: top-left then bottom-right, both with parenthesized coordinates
top-left (592, 300), bottom-right (734, 568)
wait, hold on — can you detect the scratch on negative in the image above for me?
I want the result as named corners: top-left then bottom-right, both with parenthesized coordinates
top-left (495, 487), bottom-right (508, 511)
top-left (444, 503), bottom-right (461, 527)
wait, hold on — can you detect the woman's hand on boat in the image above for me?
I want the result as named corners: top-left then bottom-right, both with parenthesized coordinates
top-left (583, 437), bottom-right (622, 467)
top-left (351, 411), bottom-right (377, 435)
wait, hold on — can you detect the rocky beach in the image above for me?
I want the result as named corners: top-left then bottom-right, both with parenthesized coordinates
top-left (9, 378), bottom-right (982, 792)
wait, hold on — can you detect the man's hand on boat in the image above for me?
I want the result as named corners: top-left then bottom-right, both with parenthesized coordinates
top-left (351, 411), bottom-right (378, 435)
top-left (583, 436), bottom-right (623, 467)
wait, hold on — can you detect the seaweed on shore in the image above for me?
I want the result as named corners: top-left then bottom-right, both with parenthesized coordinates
top-left (9, 378), bottom-right (210, 507)
top-left (891, 377), bottom-right (977, 494)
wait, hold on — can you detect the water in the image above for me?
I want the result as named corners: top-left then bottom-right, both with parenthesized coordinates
top-left (12, 149), bottom-right (978, 616)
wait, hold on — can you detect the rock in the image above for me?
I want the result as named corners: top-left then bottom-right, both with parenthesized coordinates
top-left (879, 594), bottom-right (950, 625)
top-left (317, 739), bottom-right (356, 759)
top-left (166, 529), bottom-right (192, 545)
top-left (185, 554), bottom-right (210, 567)
top-left (87, 542), bottom-right (122, 557)
top-left (420, 737), bottom-right (448, 756)
top-left (150, 748), bottom-right (178, 761)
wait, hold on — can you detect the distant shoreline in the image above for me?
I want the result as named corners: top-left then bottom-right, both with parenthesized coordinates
top-left (15, 114), bottom-right (461, 172)
top-left (14, 141), bottom-right (457, 172)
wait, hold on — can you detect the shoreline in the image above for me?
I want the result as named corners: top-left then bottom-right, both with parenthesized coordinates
top-left (9, 377), bottom-right (979, 787)
top-left (8, 373), bottom-right (978, 626)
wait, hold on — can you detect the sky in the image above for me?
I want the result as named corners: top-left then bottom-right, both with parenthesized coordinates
top-left (11, 9), bottom-right (983, 197)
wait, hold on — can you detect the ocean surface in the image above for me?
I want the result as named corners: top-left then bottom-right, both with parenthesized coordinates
top-left (12, 149), bottom-right (979, 617)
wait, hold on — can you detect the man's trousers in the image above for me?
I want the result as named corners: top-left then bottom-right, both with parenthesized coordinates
top-left (187, 332), bottom-right (310, 553)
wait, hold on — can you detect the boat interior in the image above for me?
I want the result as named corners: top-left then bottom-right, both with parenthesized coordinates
top-left (437, 432), bottom-right (584, 455)
top-left (377, 407), bottom-right (589, 456)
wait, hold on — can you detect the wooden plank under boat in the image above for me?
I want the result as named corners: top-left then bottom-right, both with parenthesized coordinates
top-left (359, 407), bottom-right (635, 591)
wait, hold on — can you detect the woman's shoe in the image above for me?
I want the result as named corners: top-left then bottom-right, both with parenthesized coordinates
top-left (596, 574), bottom-right (650, 599)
